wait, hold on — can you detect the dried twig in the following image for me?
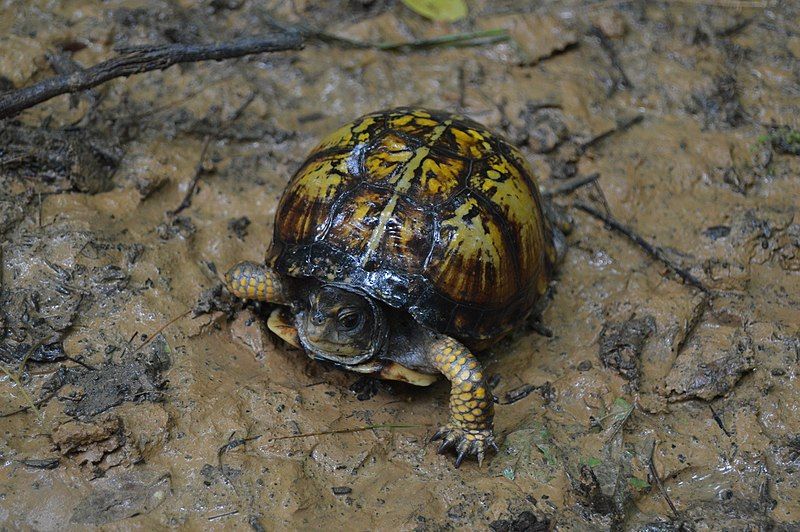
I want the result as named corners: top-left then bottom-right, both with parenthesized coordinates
top-left (579, 115), bottom-right (643, 154)
top-left (709, 405), bottom-right (732, 437)
top-left (63, 355), bottom-right (97, 371)
top-left (589, 26), bottom-right (631, 91)
top-left (573, 202), bottom-right (711, 294)
top-left (127, 309), bottom-right (192, 357)
top-left (0, 34), bottom-right (304, 119)
top-left (649, 441), bottom-right (679, 518)
top-left (208, 510), bottom-right (239, 521)
top-left (267, 424), bottom-right (422, 443)
top-left (218, 434), bottom-right (262, 462)
top-left (169, 136), bottom-right (212, 216)
top-left (0, 364), bottom-right (41, 420)
top-left (0, 384), bottom-right (60, 418)
top-left (542, 173), bottom-right (600, 197)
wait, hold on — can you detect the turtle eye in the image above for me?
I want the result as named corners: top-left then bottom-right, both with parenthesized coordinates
top-left (338, 311), bottom-right (363, 331)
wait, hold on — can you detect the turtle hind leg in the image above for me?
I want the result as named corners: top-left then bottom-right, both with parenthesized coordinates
top-left (224, 261), bottom-right (291, 304)
top-left (428, 335), bottom-right (498, 467)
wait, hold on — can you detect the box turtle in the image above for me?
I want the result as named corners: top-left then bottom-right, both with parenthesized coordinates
top-left (225, 108), bottom-right (563, 466)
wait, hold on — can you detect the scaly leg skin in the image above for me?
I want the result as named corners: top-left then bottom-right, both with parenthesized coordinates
top-left (429, 336), bottom-right (498, 467)
top-left (224, 261), bottom-right (291, 304)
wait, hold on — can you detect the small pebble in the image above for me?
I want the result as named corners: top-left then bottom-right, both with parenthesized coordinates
top-left (592, 11), bottom-right (627, 38)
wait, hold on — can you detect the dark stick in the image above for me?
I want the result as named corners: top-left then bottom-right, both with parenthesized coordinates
top-left (169, 136), bottom-right (212, 216)
top-left (579, 114), bottom-right (643, 154)
top-left (63, 355), bottom-right (97, 372)
top-left (127, 309), bottom-right (192, 358)
top-left (709, 405), bottom-right (732, 437)
top-left (0, 34), bottom-right (304, 119)
top-left (218, 434), bottom-right (262, 462)
top-left (574, 202), bottom-right (711, 294)
top-left (649, 441), bottom-right (680, 518)
top-left (589, 26), bottom-right (632, 91)
top-left (520, 41), bottom-right (580, 67)
top-left (542, 173), bottom-right (600, 197)
top-left (208, 510), bottom-right (239, 521)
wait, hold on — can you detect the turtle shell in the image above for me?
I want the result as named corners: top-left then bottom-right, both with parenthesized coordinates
top-left (267, 108), bottom-right (557, 344)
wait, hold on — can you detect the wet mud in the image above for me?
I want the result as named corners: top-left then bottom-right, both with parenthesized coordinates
top-left (1, 1), bottom-right (799, 530)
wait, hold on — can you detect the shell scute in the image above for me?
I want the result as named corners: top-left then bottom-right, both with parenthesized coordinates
top-left (427, 193), bottom-right (518, 305)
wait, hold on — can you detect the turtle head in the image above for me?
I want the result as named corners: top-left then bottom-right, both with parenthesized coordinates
top-left (297, 284), bottom-right (387, 365)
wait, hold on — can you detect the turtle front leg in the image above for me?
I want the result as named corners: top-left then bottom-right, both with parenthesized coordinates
top-left (429, 335), bottom-right (498, 467)
top-left (224, 261), bottom-right (291, 304)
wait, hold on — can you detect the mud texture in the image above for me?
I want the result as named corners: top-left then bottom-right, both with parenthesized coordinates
top-left (1, 1), bottom-right (799, 530)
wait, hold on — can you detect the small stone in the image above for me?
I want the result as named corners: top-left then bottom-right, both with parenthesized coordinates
top-left (702, 225), bottom-right (731, 240)
top-left (592, 11), bottom-right (627, 38)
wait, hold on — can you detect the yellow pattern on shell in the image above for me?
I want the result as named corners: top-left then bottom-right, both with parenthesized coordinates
top-left (271, 108), bottom-right (554, 344)
top-left (360, 120), bottom-right (452, 266)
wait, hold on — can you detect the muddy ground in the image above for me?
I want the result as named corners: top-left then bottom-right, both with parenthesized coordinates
top-left (1, 1), bottom-right (799, 530)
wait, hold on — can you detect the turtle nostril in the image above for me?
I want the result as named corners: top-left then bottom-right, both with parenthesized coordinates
top-left (311, 312), bottom-right (325, 326)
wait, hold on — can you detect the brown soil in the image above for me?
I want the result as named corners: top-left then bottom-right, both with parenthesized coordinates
top-left (1, 1), bottom-right (799, 530)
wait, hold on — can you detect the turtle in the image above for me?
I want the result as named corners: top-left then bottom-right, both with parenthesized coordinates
top-left (225, 108), bottom-right (563, 466)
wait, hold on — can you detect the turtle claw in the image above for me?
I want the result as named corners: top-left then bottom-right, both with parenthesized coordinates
top-left (437, 437), bottom-right (456, 454)
top-left (432, 425), bottom-right (496, 467)
top-left (455, 449), bottom-right (468, 468)
top-left (430, 427), bottom-right (448, 443)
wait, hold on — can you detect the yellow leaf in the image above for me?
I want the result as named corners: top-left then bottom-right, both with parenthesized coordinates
top-left (401, 0), bottom-right (468, 22)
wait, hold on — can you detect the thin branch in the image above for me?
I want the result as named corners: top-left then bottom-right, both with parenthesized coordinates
top-left (0, 364), bottom-right (41, 420)
top-left (589, 26), bottom-right (631, 91)
top-left (649, 441), bottom-right (680, 518)
top-left (573, 201), bottom-right (711, 294)
top-left (266, 424), bottom-right (422, 442)
top-left (127, 308), bottom-right (192, 357)
top-left (578, 114), bottom-right (643, 154)
top-left (218, 434), bottom-right (262, 462)
top-left (168, 136), bottom-right (212, 216)
top-left (709, 405), bottom-right (732, 437)
top-left (0, 34), bottom-right (304, 119)
top-left (542, 173), bottom-right (600, 197)
top-left (63, 355), bottom-right (97, 371)
top-left (208, 510), bottom-right (239, 521)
